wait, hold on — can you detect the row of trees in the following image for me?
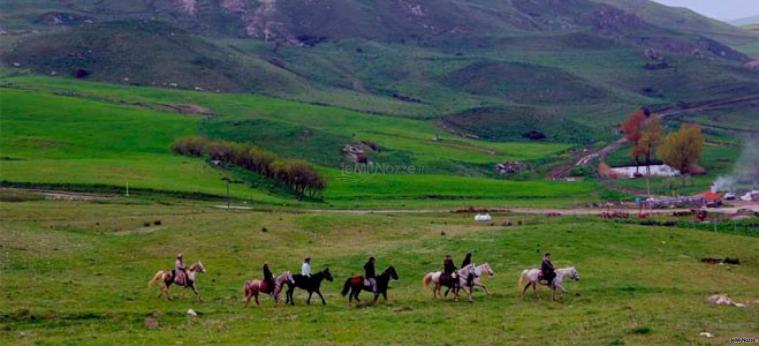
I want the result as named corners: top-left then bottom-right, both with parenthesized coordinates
top-left (619, 108), bottom-right (704, 191)
top-left (172, 136), bottom-right (326, 199)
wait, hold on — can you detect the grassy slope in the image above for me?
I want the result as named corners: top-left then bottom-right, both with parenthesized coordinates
top-left (1, 200), bottom-right (757, 345)
top-left (0, 77), bottom-right (607, 207)
top-left (0, 88), bottom-right (286, 203)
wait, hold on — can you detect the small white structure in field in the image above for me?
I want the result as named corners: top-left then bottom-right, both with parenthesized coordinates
top-left (474, 213), bottom-right (492, 222)
top-left (609, 164), bottom-right (679, 179)
top-left (740, 191), bottom-right (759, 202)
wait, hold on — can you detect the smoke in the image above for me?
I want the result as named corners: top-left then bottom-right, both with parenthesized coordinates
top-left (711, 137), bottom-right (759, 192)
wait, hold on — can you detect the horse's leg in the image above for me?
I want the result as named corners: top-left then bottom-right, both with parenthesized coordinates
top-left (255, 293), bottom-right (260, 306)
top-left (382, 291), bottom-right (388, 302)
top-left (307, 291), bottom-right (313, 305)
top-left (532, 283), bottom-right (540, 300)
top-left (373, 291), bottom-right (380, 304)
top-left (521, 283), bottom-right (530, 300)
top-left (479, 283), bottom-right (490, 295)
top-left (317, 290), bottom-right (327, 305)
top-left (192, 285), bottom-right (202, 302)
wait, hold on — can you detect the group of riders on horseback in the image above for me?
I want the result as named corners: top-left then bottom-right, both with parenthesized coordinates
top-left (150, 250), bottom-right (577, 304)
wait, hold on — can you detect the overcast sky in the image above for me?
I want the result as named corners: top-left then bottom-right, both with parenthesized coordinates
top-left (651, 0), bottom-right (759, 21)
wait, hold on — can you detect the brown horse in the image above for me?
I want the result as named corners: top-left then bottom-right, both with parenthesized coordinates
top-left (243, 271), bottom-right (295, 307)
top-left (148, 261), bottom-right (206, 301)
top-left (341, 266), bottom-right (398, 305)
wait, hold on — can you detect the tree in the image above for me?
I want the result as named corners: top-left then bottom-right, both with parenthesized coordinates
top-left (657, 123), bottom-right (704, 184)
top-left (621, 109), bottom-right (648, 172)
top-left (637, 117), bottom-right (662, 196)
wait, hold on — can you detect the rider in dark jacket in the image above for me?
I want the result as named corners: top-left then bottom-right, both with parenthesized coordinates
top-left (442, 255), bottom-right (457, 288)
top-left (364, 257), bottom-right (377, 293)
top-left (461, 252), bottom-right (474, 286)
top-left (263, 263), bottom-right (274, 293)
top-left (541, 252), bottom-right (556, 287)
top-left (461, 252), bottom-right (472, 268)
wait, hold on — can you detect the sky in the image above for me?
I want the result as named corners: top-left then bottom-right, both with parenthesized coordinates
top-left (651, 0), bottom-right (759, 21)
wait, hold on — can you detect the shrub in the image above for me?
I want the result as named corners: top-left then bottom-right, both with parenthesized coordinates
top-left (171, 136), bottom-right (208, 156)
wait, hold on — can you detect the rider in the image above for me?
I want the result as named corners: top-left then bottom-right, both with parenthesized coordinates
top-left (263, 262), bottom-right (274, 293)
top-left (442, 254), bottom-right (457, 288)
top-left (541, 252), bottom-right (556, 287)
top-left (461, 252), bottom-right (474, 286)
top-left (461, 252), bottom-right (472, 267)
top-left (301, 257), bottom-right (312, 278)
top-left (364, 256), bottom-right (377, 293)
top-left (174, 253), bottom-right (188, 285)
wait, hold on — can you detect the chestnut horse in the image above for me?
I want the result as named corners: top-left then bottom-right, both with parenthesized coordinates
top-left (148, 261), bottom-right (206, 301)
top-left (341, 266), bottom-right (398, 304)
top-left (243, 271), bottom-right (295, 307)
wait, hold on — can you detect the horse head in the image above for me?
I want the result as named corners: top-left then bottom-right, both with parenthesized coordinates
top-left (285, 271), bottom-right (295, 284)
top-left (192, 261), bottom-right (207, 273)
top-left (569, 267), bottom-right (580, 281)
top-left (322, 268), bottom-right (334, 282)
top-left (385, 266), bottom-right (399, 280)
top-left (481, 263), bottom-right (494, 276)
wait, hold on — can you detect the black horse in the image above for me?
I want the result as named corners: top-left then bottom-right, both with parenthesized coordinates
top-left (284, 268), bottom-right (334, 305)
top-left (341, 266), bottom-right (399, 304)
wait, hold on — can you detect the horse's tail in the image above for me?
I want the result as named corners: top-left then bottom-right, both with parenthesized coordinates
top-left (148, 270), bottom-right (165, 288)
top-left (341, 278), bottom-right (352, 296)
top-left (518, 269), bottom-right (528, 291)
top-left (423, 273), bottom-right (433, 289)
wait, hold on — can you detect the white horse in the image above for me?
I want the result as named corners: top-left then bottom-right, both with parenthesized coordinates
top-left (471, 263), bottom-right (495, 294)
top-left (422, 264), bottom-right (477, 302)
top-left (518, 267), bottom-right (580, 301)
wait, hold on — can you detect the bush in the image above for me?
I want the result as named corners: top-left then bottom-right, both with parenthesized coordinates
top-left (172, 137), bottom-right (325, 199)
top-left (171, 136), bottom-right (208, 156)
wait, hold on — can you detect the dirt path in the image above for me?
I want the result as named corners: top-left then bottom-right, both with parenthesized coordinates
top-left (304, 202), bottom-right (759, 216)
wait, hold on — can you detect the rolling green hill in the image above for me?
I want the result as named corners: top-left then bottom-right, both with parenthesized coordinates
top-left (1, 76), bottom-right (613, 207)
top-left (2, 0), bottom-right (758, 121)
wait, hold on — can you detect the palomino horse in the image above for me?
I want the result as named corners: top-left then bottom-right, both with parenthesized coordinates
top-left (341, 266), bottom-right (399, 305)
top-left (243, 271), bottom-right (295, 307)
top-left (422, 264), bottom-right (477, 302)
top-left (285, 268), bottom-right (334, 305)
top-left (148, 261), bottom-right (206, 301)
top-left (518, 267), bottom-right (580, 301)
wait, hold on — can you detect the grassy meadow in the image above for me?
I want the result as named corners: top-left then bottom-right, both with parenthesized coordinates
top-left (0, 76), bottom-right (609, 208)
top-left (1, 199), bottom-right (757, 345)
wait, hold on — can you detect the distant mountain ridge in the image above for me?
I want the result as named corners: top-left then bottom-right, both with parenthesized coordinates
top-left (2, 0), bottom-right (759, 125)
top-left (731, 14), bottom-right (759, 26)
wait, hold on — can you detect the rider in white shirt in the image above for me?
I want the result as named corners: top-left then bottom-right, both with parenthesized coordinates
top-left (301, 257), bottom-right (312, 277)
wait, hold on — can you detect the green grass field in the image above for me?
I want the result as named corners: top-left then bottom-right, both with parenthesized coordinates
top-left (1, 77), bottom-right (609, 208)
top-left (1, 199), bottom-right (757, 345)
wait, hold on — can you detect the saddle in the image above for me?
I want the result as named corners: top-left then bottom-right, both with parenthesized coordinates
top-left (350, 276), bottom-right (364, 287)
top-left (260, 279), bottom-right (274, 294)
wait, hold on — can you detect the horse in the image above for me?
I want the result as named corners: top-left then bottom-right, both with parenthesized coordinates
top-left (243, 271), bottom-right (295, 307)
top-left (518, 266), bottom-right (580, 301)
top-left (469, 263), bottom-right (495, 294)
top-left (148, 261), bottom-right (206, 301)
top-left (285, 268), bottom-right (334, 305)
top-left (422, 264), bottom-right (477, 302)
top-left (341, 266), bottom-right (399, 305)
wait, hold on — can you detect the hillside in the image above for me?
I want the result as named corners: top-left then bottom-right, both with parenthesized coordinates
top-left (731, 14), bottom-right (759, 26)
top-left (2, 0), bottom-right (759, 124)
